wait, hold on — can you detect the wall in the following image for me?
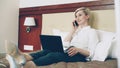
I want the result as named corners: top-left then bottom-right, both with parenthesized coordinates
top-left (0, 0), bottom-right (19, 53)
top-left (20, 0), bottom-right (96, 8)
top-left (19, 15), bottom-right (42, 52)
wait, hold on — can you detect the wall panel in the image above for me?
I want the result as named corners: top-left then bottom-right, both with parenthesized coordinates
top-left (19, 15), bottom-right (42, 52)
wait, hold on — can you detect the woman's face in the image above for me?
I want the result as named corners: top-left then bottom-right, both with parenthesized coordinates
top-left (75, 10), bottom-right (89, 25)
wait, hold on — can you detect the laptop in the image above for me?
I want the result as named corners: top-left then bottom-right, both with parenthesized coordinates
top-left (40, 35), bottom-right (64, 53)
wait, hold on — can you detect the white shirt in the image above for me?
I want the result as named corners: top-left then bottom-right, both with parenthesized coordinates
top-left (63, 26), bottom-right (99, 60)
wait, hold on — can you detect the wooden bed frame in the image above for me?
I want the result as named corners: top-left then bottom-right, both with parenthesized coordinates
top-left (20, 0), bottom-right (114, 15)
top-left (19, 0), bottom-right (114, 52)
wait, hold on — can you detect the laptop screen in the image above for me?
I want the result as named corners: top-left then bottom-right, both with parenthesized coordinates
top-left (40, 35), bottom-right (64, 52)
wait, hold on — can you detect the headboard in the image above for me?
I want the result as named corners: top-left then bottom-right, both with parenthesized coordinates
top-left (40, 0), bottom-right (115, 35)
top-left (42, 10), bottom-right (115, 35)
top-left (19, 0), bottom-right (115, 51)
top-left (20, 0), bottom-right (115, 34)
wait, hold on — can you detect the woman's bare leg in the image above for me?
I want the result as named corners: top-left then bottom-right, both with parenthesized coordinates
top-left (5, 40), bottom-right (35, 67)
top-left (18, 49), bottom-right (34, 61)
top-left (23, 61), bottom-right (37, 68)
top-left (22, 53), bottom-right (33, 61)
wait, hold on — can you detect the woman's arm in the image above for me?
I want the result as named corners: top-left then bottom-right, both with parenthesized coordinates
top-left (64, 29), bottom-right (76, 42)
top-left (64, 21), bottom-right (79, 42)
top-left (67, 29), bottom-right (99, 57)
top-left (67, 47), bottom-right (90, 57)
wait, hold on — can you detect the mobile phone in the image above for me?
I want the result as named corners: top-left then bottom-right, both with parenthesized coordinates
top-left (73, 21), bottom-right (79, 27)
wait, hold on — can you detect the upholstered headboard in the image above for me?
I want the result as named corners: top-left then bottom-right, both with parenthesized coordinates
top-left (42, 10), bottom-right (115, 35)
top-left (41, 0), bottom-right (115, 35)
top-left (19, 0), bottom-right (115, 51)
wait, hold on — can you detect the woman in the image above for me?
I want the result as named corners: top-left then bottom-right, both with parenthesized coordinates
top-left (6, 7), bottom-right (99, 68)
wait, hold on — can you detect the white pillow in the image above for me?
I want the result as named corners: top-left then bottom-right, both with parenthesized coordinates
top-left (97, 30), bottom-right (115, 42)
top-left (92, 30), bottom-right (114, 61)
top-left (108, 37), bottom-right (118, 58)
top-left (52, 29), bottom-right (69, 42)
top-left (92, 37), bottom-right (113, 61)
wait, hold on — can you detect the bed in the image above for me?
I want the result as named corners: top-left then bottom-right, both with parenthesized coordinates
top-left (0, 0), bottom-right (118, 68)
top-left (39, 0), bottom-right (117, 68)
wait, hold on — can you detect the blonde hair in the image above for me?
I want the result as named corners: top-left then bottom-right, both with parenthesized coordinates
top-left (74, 7), bottom-right (93, 26)
top-left (74, 7), bottom-right (90, 17)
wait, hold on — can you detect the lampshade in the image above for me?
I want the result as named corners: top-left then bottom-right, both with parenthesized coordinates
top-left (24, 17), bottom-right (36, 26)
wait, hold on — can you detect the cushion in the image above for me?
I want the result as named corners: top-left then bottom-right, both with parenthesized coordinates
top-left (52, 29), bottom-right (69, 42)
top-left (108, 37), bottom-right (118, 58)
top-left (96, 30), bottom-right (115, 42)
top-left (97, 30), bottom-right (119, 59)
top-left (92, 30), bottom-right (115, 61)
top-left (92, 39), bottom-right (113, 61)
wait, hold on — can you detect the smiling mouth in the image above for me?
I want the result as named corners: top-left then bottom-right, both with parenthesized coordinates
top-left (78, 20), bottom-right (81, 22)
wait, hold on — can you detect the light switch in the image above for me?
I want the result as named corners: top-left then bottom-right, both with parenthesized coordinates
top-left (24, 45), bottom-right (33, 51)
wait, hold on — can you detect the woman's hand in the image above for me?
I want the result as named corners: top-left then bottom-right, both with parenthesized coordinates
top-left (67, 47), bottom-right (79, 56)
top-left (72, 20), bottom-right (78, 30)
